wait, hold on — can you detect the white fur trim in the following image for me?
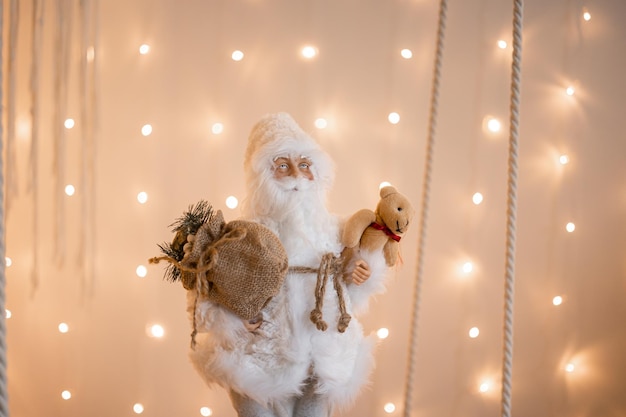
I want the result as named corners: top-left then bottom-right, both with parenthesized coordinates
top-left (187, 289), bottom-right (310, 405)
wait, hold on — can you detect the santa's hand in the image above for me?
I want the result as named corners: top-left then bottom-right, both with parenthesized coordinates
top-left (243, 314), bottom-right (263, 332)
top-left (350, 259), bottom-right (371, 285)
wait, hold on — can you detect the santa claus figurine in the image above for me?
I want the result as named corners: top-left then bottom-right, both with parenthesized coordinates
top-left (187, 112), bottom-right (390, 417)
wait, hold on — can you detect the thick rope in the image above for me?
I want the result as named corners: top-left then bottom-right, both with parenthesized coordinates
top-left (306, 254), bottom-right (351, 333)
top-left (289, 255), bottom-right (349, 333)
top-left (0, 0), bottom-right (10, 414)
top-left (148, 253), bottom-right (217, 276)
top-left (189, 248), bottom-right (213, 350)
top-left (501, 1), bottom-right (523, 417)
top-left (403, 1), bottom-right (447, 416)
top-left (309, 255), bottom-right (332, 331)
top-left (151, 232), bottom-right (218, 349)
top-left (332, 264), bottom-right (352, 333)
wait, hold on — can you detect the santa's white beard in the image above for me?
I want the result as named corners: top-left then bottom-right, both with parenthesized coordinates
top-left (243, 174), bottom-right (341, 266)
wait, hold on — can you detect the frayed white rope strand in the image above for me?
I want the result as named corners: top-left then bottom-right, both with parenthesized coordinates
top-left (78, 0), bottom-right (97, 298)
top-left (53, 0), bottom-right (71, 267)
top-left (6, 0), bottom-right (19, 215)
top-left (29, 0), bottom-right (44, 294)
top-left (0, 0), bottom-right (10, 413)
top-left (501, 1), bottom-right (523, 417)
top-left (82, 0), bottom-right (99, 298)
top-left (403, 1), bottom-right (448, 416)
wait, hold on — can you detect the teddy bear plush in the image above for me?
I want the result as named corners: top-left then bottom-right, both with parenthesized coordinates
top-left (342, 185), bottom-right (415, 270)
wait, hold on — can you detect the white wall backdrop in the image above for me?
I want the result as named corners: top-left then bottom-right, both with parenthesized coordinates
top-left (4, 0), bottom-right (626, 416)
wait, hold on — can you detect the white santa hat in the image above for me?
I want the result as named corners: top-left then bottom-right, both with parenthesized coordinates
top-left (243, 112), bottom-right (335, 191)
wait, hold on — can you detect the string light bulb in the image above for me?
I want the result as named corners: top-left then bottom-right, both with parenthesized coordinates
top-left (137, 192), bottom-right (148, 204)
top-left (17, 117), bottom-right (31, 138)
top-left (314, 118), bottom-right (327, 129)
top-left (61, 390), bottom-right (72, 400)
top-left (58, 322), bottom-right (69, 333)
top-left (4, 257), bottom-right (10, 267)
top-left (383, 402), bottom-right (396, 413)
top-left (388, 112), bottom-right (400, 124)
top-left (379, 181), bottom-right (392, 189)
top-left (139, 44), bottom-right (150, 55)
top-left (136, 265), bottom-right (148, 278)
top-left (211, 123), bottom-right (224, 135)
top-left (149, 324), bottom-right (165, 338)
top-left (141, 124), bottom-right (152, 136)
top-left (301, 45), bottom-right (318, 59)
top-left (65, 184), bottom-right (76, 196)
top-left (462, 261), bottom-right (473, 274)
top-left (485, 116), bottom-right (502, 133)
top-left (566, 222), bottom-right (576, 233)
top-left (565, 363), bottom-right (575, 373)
top-left (552, 295), bottom-right (563, 306)
top-left (231, 50), bottom-right (244, 61)
top-left (86, 46), bottom-right (95, 62)
top-left (200, 407), bottom-right (213, 416)
top-left (225, 196), bottom-right (239, 209)
top-left (566, 86), bottom-right (575, 96)
top-left (64, 118), bottom-right (75, 129)
top-left (472, 192), bottom-right (483, 205)
top-left (133, 403), bottom-right (145, 414)
top-left (377, 327), bottom-right (390, 339)
top-left (479, 381), bottom-right (490, 393)
top-left (5, 310), bottom-right (11, 319)
top-left (400, 48), bottom-right (412, 59)
top-left (559, 154), bottom-right (569, 165)
top-left (469, 327), bottom-right (480, 338)
top-left (497, 40), bottom-right (508, 49)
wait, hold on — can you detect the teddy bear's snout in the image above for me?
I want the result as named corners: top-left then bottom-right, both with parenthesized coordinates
top-left (396, 219), bottom-right (409, 234)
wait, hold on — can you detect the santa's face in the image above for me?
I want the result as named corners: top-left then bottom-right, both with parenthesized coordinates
top-left (271, 156), bottom-right (315, 192)
top-left (243, 145), bottom-right (339, 258)
top-left (263, 153), bottom-right (337, 258)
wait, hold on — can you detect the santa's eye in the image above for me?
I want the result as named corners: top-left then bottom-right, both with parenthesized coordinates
top-left (298, 162), bottom-right (310, 169)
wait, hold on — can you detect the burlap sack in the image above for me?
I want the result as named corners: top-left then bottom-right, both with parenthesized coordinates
top-left (189, 218), bottom-right (288, 320)
top-left (150, 206), bottom-right (286, 321)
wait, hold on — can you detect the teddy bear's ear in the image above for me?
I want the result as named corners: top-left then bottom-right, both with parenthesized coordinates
top-left (379, 185), bottom-right (398, 199)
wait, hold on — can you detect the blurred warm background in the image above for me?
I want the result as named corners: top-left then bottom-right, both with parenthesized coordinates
top-left (3, 0), bottom-right (626, 416)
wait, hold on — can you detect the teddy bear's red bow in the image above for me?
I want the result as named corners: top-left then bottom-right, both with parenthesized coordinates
top-left (369, 222), bottom-right (401, 242)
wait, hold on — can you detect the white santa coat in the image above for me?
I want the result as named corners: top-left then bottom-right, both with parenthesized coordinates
top-left (187, 212), bottom-right (389, 410)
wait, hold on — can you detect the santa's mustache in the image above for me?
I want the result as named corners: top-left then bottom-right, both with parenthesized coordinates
top-left (243, 170), bottom-right (328, 222)
top-left (274, 176), bottom-right (314, 192)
